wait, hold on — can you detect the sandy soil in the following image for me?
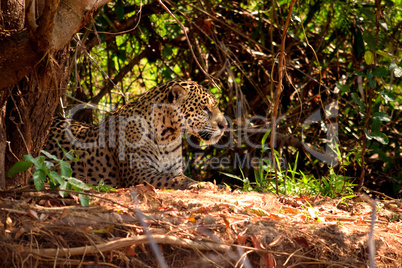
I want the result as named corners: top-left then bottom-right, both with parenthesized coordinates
top-left (0, 185), bottom-right (401, 267)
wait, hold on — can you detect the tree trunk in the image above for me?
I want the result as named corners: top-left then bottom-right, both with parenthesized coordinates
top-left (0, 0), bottom-right (112, 188)
top-left (4, 48), bottom-right (71, 186)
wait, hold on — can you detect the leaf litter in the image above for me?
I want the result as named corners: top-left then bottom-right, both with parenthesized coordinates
top-left (0, 185), bottom-right (401, 267)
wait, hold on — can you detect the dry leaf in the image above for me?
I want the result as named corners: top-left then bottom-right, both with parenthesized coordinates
top-left (250, 235), bottom-right (265, 250)
top-left (237, 235), bottom-right (247, 245)
top-left (293, 236), bottom-right (309, 248)
top-left (125, 246), bottom-right (137, 256)
top-left (246, 207), bottom-right (270, 216)
top-left (6, 217), bottom-right (12, 229)
top-left (251, 236), bottom-right (275, 268)
top-left (135, 184), bottom-right (156, 193)
top-left (188, 214), bottom-right (196, 224)
top-left (28, 210), bottom-right (39, 220)
top-left (92, 224), bottom-right (115, 234)
top-left (261, 252), bottom-right (275, 268)
top-left (14, 227), bottom-right (26, 239)
top-left (282, 207), bottom-right (301, 215)
top-left (267, 235), bottom-right (282, 248)
top-left (109, 250), bottom-right (114, 262)
top-left (60, 208), bottom-right (68, 219)
top-left (220, 214), bottom-right (230, 229)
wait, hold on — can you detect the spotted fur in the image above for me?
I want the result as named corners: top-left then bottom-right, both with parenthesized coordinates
top-left (45, 79), bottom-right (227, 189)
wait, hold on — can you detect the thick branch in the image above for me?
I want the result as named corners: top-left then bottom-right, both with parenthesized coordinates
top-left (0, 0), bottom-right (113, 90)
top-left (33, 0), bottom-right (60, 51)
top-left (27, 234), bottom-right (230, 257)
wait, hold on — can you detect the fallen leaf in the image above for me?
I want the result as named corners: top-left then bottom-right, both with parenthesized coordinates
top-left (242, 202), bottom-right (255, 208)
top-left (261, 252), bottom-right (275, 268)
top-left (251, 236), bottom-right (275, 268)
top-left (220, 214), bottom-right (230, 229)
top-left (109, 250), bottom-right (113, 262)
top-left (237, 235), bottom-right (247, 245)
top-left (251, 235), bottom-right (265, 250)
top-left (15, 227), bottom-right (26, 239)
top-left (188, 214), bottom-right (196, 224)
top-left (6, 217), bottom-right (12, 229)
top-left (126, 246), bottom-right (137, 256)
top-left (267, 235), bottom-right (282, 248)
top-left (282, 207), bottom-right (301, 215)
top-left (135, 184), bottom-right (156, 193)
top-left (246, 208), bottom-right (270, 216)
top-left (60, 208), bottom-right (68, 219)
top-left (92, 225), bottom-right (115, 234)
top-left (28, 210), bottom-right (39, 220)
top-left (293, 236), bottom-right (309, 248)
top-left (262, 213), bottom-right (284, 220)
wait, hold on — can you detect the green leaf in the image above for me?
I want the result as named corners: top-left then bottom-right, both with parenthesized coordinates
top-left (378, 89), bottom-right (396, 102)
top-left (23, 154), bottom-right (40, 167)
top-left (353, 26), bottom-right (364, 61)
top-left (115, 1), bottom-right (125, 21)
top-left (261, 129), bottom-right (272, 149)
top-left (78, 194), bottom-right (90, 207)
top-left (220, 172), bottom-right (243, 181)
top-left (376, 50), bottom-right (392, 59)
top-left (33, 170), bottom-right (46, 191)
top-left (351, 93), bottom-right (366, 112)
top-left (335, 83), bottom-right (350, 93)
top-left (395, 68), bottom-right (402, 78)
top-left (58, 179), bottom-right (69, 198)
top-left (389, 63), bottom-right (402, 77)
top-left (8, 161), bottom-right (32, 177)
top-left (363, 32), bottom-right (376, 50)
top-left (371, 118), bottom-right (381, 132)
top-left (364, 128), bottom-right (372, 140)
top-left (66, 177), bottom-right (91, 191)
top-left (53, 138), bottom-right (73, 160)
top-left (360, 8), bottom-right (376, 20)
top-left (162, 46), bottom-right (173, 58)
top-left (62, 151), bottom-right (74, 161)
top-left (23, 154), bottom-right (35, 162)
top-left (45, 160), bottom-right (54, 170)
top-left (40, 150), bottom-right (60, 161)
top-left (59, 161), bottom-right (73, 177)
top-left (50, 171), bottom-right (64, 185)
top-left (371, 131), bottom-right (389, 145)
top-left (24, 154), bottom-right (46, 169)
top-left (372, 67), bottom-right (388, 77)
top-left (367, 71), bottom-right (376, 88)
top-left (373, 112), bottom-right (390, 122)
top-left (364, 51), bottom-right (374, 65)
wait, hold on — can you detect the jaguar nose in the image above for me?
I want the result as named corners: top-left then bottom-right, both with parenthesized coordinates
top-left (217, 116), bottom-right (228, 131)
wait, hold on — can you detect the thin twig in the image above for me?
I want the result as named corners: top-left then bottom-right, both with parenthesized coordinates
top-left (157, 0), bottom-right (220, 89)
top-left (270, 0), bottom-right (297, 194)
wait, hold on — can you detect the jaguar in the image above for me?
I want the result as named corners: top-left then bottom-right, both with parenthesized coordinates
top-left (45, 79), bottom-right (227, 189)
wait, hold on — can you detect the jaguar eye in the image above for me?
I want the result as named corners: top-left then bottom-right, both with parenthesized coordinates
top-left (202, 106), bottom-right (210, 114)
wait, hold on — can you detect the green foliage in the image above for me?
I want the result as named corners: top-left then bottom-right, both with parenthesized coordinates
top-left (224, 132), bottom-right (356, 198)
top-left (90, 180), bottom-right (117, 192)
top-left (65, 0), bottom-right (401, 197)
top-left (8, 141), bottom-right (92, 206)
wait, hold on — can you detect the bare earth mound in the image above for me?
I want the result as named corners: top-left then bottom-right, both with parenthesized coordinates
top-left (0, 186), bottom-right (401, 267)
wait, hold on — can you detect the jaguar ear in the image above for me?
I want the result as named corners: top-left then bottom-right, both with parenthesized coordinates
top-left (168, 84), bottom-right (187, 104)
